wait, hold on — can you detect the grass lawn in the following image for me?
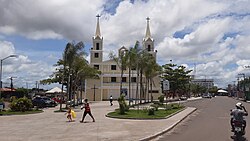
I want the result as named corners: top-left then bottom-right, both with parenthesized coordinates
top-left (0, 109), bottom-right (43, 115)
top-left (107, 105), bottom-right (184, 119)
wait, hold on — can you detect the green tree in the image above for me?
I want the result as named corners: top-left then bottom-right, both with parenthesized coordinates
top-left (127, 41), bottom-right (139, 105)
top-left (161, 63), bottom-right (192, 98)
top-left (41, 41), bottom-right (100, 110)
top-left (143, 52), bottom-right (161, 102)
top-left (190, 83), bottom-right (206, 97)
top-left (117, 94), bottom-right (129, 115)
top-left (208, 86), bottom-right (218, 94)
top-left (10, 97), bottom-right (33, 112)
top-left (109, 47), bottom-right (130, 96)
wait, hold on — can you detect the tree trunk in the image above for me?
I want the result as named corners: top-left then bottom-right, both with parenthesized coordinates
top-left (120, 64), bottom-right (124, 96)
top-left (128, 66), bottom-right (131, 106)
top-left (136, 64), bottom-right (139, 105)
top-left (140, 68), bottom-right (143, 104)
top-left (150, 79), bottom-right (153, 102)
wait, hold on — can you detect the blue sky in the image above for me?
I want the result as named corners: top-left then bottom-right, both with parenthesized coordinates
top-left (0, 0), bottom-right (250, 89)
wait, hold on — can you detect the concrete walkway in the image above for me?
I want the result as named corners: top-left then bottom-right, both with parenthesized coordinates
top-left (0, 98), bottom-right (199, 141)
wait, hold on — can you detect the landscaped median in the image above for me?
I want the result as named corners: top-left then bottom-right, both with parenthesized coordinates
top-left (106, 103), bottom-right (185, 119)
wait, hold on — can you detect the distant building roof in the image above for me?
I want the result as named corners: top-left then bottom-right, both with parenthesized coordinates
top-left (0, 88), bottom-right (16, 92)
top-left (45, 87), bottom-right (65, 93)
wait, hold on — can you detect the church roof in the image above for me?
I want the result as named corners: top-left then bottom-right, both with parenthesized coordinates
top-left (144, 17), bottom-right (153, 41)
top-left (95, 14), bottom-right (101, 38)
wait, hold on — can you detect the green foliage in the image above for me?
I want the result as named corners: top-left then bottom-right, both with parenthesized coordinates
top-left (10, 96), bottom-right (17, 102)
top-left (158, 95), bottom-right (164, 104)
top-left (161, 63), bottom-right (192, 96)
top-left (148, 108), bottom-right (155, 115)
top-left (142, 107), bottom-right (148, 113)
top-left (150, 104), bottom-right (159, 111)
top-left (10, 97), bottom-right (33, 112)
top-left (208, 86), bottom-right (218, 94)
top-left (16, 88), bottom-right (29, 94)
top-left (118, 94), bottom-right (129, 114)
top-left (40, 41), bottom-right (101, 106)
top-left (190, 83), bottom-right (207, 96)
top-left (107, 107), bottom-right (184, 119)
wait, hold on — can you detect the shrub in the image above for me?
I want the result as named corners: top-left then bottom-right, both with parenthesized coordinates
top-left (150, 104), bottom-right (159, 111)
top-left (10, 97), bottom-right (33, 112)
top-left (10, 96), bottom-right (17, 102)
top-left (142, 107), bottom-right (148, 113)
top-left (148, 108), bottom-right (155, 115)
top-left (158, 95), bottom-right (164, 104)
top-left (118, 94), bottom-right (129, 114)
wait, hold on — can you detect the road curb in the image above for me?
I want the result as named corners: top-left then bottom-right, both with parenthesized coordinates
top-left (139, 107), bottom-right (197, 141)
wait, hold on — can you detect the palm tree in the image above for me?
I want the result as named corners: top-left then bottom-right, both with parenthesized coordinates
top-left (136, 49), bottom-right (149, 103)
top-left (63, 41), bottom-right (86, 101)
top-left (109, 47), bottom-right (129, 96)
top-left (41, 41), bottom-right (100, 110)
top-left (143, 54), bottom-right (161, 102)
top-left (127, 41), bottom-right (139, 105)
top-left (72, 56), bottom-right (100, 104)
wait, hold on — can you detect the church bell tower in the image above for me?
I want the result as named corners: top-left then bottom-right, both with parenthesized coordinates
top-left (142, 17), bottom-right (156, 59)
top-left (90, 14), bottom-right (103, 69)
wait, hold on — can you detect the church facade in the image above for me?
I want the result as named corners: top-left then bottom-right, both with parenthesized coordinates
top-left (84, 16), bottom-right (162, 101)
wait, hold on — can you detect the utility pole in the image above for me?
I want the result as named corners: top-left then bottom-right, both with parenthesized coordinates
top-left (9, 77), bottom-right (17, 91)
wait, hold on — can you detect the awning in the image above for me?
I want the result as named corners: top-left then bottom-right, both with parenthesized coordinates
top-left (217, 89), bottom-right (228, 93)
top-left (45, 87), bottom-right (65, 93)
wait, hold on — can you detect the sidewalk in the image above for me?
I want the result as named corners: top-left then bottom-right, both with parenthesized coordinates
top-left (0, 99), bottom-right (198, 141)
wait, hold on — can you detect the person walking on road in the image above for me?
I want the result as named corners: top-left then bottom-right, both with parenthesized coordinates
top-left (80, 99), bottom-right (95, 123)
top-left (109, 95), bottom-right (113, 106)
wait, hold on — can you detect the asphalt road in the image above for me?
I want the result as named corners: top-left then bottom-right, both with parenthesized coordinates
top-left (155, 96), bottom-right (250, 141)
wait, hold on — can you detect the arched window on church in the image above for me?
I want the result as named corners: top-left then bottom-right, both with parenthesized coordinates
top-left (147, 45), bottom-right (151, 51)
top-left (96, 43), bottom-right (99, 50)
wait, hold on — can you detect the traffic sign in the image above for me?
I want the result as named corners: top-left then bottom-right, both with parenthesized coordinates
top-left (163, 80), bottom-right (169, 91)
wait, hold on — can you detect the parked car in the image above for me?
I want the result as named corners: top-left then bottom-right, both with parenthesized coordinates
top-left (32, 97), bottom-right (47, 108)
top-left (202, 93), bottom-right (212, 98)
top-left (42, 97), bottom-right (57, 107)
top-left (179, 96), bottom-right (188, 101)
top-left (32, 96), bottom-right (57, 108)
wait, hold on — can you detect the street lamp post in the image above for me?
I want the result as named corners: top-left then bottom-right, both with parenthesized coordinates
top-left (0, 55), bottom-right (18, 98)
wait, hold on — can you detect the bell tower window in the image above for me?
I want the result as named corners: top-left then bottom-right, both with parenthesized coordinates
top-left (94, 65), bottom-right (99, 70)
top-left (94, 53), bottom-right (99, 58)
top-left (111, 65), bottom-right (116, 70)
top-left (147, 45), bottom-right (151, 51)
top-left (111, 77), bottom-right (116, 82)
top-left (96, 43), bottom-right (99, 50)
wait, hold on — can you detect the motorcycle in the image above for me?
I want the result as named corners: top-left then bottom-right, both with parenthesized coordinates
top-left (232, 120), bottom-right (245, 140)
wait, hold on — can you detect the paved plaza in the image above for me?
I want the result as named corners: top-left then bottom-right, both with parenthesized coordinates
top-left (0, 99), bottom-right (198, 141)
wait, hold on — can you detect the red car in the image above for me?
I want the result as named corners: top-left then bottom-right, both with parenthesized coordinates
top-left (52, 97), bottom-right (65, 103)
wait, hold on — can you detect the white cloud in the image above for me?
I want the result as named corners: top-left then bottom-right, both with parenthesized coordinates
top-left (0, 0), bottom-right (250, 88)
top-left (0, 40), bottom-right (57, 89)
top-left (0, 0), bottom-right (105, 40)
